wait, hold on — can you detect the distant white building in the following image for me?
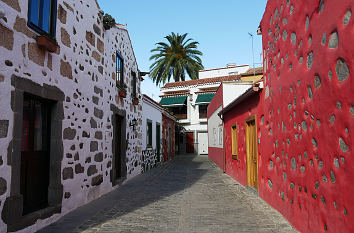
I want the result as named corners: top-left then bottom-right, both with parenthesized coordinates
top-left (159, 64), bottom-right (252, 155)
top-left (199, 64), bottom-right (250, 79)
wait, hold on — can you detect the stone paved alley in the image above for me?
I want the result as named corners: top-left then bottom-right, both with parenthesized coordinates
top-left (40, 155), bottom-right (297, 233)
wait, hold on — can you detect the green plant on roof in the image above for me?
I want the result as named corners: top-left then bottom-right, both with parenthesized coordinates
top-left (149, 32), bottom-right (204, 86)
top-left (103, 14), bottom-right (116, 30)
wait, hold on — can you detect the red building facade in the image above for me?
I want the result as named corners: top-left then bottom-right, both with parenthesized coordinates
top-left (222, 90), bottom-right (262, 187)
top-left (207, 84), bottom-right (224, 169)
top-left (259, 0), bottom-right (353, 232)
top-left (162, 113), bottom-right (175, 162)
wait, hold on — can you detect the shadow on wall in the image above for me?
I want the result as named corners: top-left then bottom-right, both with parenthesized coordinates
top-left (39, 155), bottom-right (206, 232)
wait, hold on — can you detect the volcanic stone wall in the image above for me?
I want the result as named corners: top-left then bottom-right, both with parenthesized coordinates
top-left (260, 0), bottom-right (352, 232)
top-left (162, 114), bottom-right (175, 162)
top-left (0, 0), bottom-right (142, 231)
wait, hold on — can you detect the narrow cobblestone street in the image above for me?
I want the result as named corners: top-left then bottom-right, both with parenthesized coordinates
top-left (40, 155), bottom-right (297, 233)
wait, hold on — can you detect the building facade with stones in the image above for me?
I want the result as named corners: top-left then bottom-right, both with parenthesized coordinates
top-left (162, 112), bottom-right (176, 162)
top-left (258, 0), bottom-right (352, 232)
top-left (0, 0), bottom-right (143, 232)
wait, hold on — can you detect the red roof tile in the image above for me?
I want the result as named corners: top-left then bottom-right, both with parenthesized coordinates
top-left (242, 67), bottom-right (263, 76)
top-left (162, 75), bottom-right (241, 88)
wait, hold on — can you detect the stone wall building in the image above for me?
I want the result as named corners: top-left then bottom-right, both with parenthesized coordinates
top-left (162, 112), bottom-right (176, 162)
top-left (0, 0), bottom-right (143, 231)
top-left (258, 0), bottom-right (352, 232)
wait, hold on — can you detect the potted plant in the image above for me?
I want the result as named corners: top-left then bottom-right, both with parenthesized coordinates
top-left (36, 34), bottom-right (59, 53)
top-left (133, 97), bottom-right (139, 105)
top-left (103, 14), bottom-right (116, 30)
top-left (119, 83), bottom-right (127, 98)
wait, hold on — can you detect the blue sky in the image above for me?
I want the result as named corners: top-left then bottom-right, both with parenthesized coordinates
top-left (97, 0), bottom-right (267, 100)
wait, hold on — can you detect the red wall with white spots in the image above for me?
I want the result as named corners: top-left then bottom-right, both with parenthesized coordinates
top-left (223, 92), bottom-right (262, 187)
top-left (260, 0), bottom-right (353, 232)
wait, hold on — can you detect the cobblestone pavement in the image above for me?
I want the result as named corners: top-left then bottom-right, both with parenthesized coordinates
top-left (40, 155), bottom-right (297, 233)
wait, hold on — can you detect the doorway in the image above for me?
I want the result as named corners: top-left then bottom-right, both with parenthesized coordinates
top-left (114, 115), bottom-right (123, 180)
top-left (186, 132), bottom-right (194, 153)
top-left (246, 116), bottom-right (258, 190)
top-left (198, 132), bottom-right (208, 155)
top-left (20, 94), bottom-right (51, 215)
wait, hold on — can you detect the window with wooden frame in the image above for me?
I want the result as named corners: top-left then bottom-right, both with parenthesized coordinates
top-left (131, 71), bottom-right (137, 98)
top-left (28, 0), bottom-right (57, 37)
top-left (231, 124), bottom-right (238, 160)
top-left (116, 52), bottom-right (124, 87)
top-left (218, 126), bottom-right (223, 146)
top-left (146, 120), bottom-right (152, 148)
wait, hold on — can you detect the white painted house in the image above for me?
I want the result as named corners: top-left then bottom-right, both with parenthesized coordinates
top-left (141, 94), bottom-right (163, 171)
top-left (0, 0), bottom-right (144, 232)
top-left (159, 64), bottom-right (251, 155)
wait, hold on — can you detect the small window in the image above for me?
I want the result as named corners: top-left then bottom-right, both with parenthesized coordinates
top-left (28, 0), bottom-right (57, 37)
top-left (116, 52), bottom-right (124, 87)
top-left (199, 104), bottom-right (208, 119)
top-left (147, 120), bottom-right (152, 147)
top-left (213, 128), bottom-right (217, 145)
top-left (218, 126), bottom-right (223, 146)
top-left (131, 71), bottom-right (137, 98)
top-left (231, 124), bottom-right (238, 160)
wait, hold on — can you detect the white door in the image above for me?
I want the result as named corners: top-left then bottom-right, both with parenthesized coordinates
top-left (198, 132), bottom-right (208, 155)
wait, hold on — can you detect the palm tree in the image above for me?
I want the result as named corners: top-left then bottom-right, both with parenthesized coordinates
top-left (149, 33), bottom-right (204, 85)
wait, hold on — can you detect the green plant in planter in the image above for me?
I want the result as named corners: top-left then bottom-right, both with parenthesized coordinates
top-left (103, 14), bottom-right (116, 30)
top-left (120, 83), bottom-right (127, 91)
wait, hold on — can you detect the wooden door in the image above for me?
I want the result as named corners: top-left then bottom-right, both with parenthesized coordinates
top-left (186, 132), bottom-right (194, 153)
top-left (115, 115), bottom-right (123, 180)
top-left (156, 123), bottom-right (161, 162)
top-left (246, 117), bottom-right (258, 190)
top-left (21, 95), bottom-right (51, 215)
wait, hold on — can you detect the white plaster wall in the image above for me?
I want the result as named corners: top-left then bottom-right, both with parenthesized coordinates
top-left (199, 65), bottom-right (250, 79)
top-left (208, 106), bottom-right (223, 148)
top-left (223, 83), bottom-right (253, 108)
top-left (0, 0), bottom-right (143, 232)
top-left (142, 99), bottom-right (162, 151)
top-left (161, 83), bottom-right (222, 154)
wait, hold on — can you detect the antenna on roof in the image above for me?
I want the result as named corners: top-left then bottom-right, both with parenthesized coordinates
top-left (248, 32), bottom-right (255, 76)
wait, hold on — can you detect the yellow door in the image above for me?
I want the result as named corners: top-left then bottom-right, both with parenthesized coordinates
top-left (246, 117), bottom-right (258, 190)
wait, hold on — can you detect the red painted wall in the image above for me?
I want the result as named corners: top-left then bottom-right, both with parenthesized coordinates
top-left (260, 0), bottom-right (353, 232)
top-left (207, 84), bottom-right (224, 169)
top-left (207, 84), bottom-right (223, 119)
top-left (208, 147), bottom-right (224, 170)
top-left (162, 114), bottom-right (175, 162)
top-left (223, 92), bottom-right (262, 187)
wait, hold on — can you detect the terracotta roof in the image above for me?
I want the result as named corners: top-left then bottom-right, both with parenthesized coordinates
top-left (162, 91), bottom-right (190, 96)
top-left (162, 75), bottom-right (241, 88)
top-left (242, 67), bottom-right (263, 76)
